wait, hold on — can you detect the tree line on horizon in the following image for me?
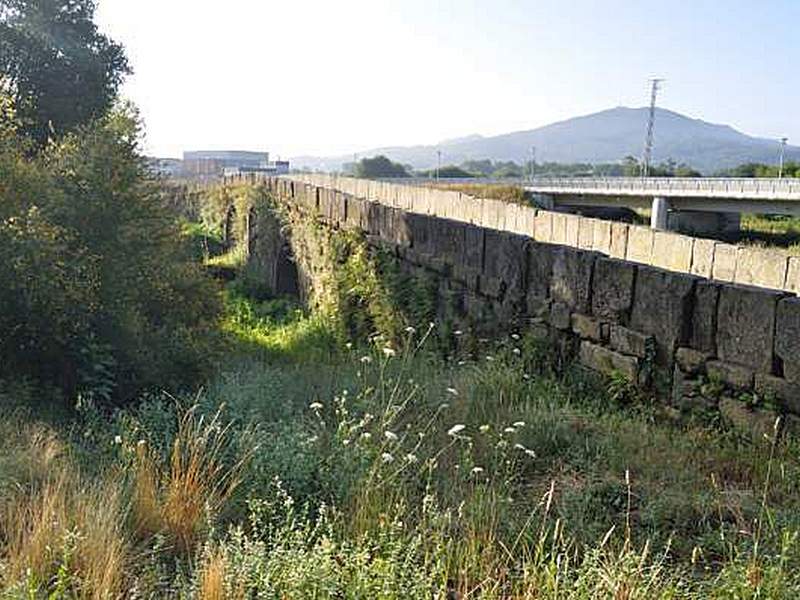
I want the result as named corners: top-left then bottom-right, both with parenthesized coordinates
top-left (346, 154), bottom-right (799, 180)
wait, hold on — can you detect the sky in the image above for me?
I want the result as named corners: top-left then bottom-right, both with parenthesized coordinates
top-left (96, 0), bottom-right (800, 160)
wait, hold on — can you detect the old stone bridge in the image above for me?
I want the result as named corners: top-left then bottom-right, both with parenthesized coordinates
top-left (226, 173), bottom-right (800, 419)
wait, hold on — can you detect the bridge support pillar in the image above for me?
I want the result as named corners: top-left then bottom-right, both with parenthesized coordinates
top-left (651, 197), bottom-right (670, 231)
top-left (668, 211), bottom-right (741, 236)
top-left (532, 193), bottom-right (555, 210)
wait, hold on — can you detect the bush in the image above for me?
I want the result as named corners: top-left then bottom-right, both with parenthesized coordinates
top-left (0, 102), bottom-right (222, 404)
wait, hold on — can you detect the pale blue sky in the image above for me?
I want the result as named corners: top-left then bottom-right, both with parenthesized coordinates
top-left (96, 0), bottom-right (799, 159)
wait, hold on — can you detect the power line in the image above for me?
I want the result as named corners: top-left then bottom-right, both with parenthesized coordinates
top-left (641, 78), bottom-right (664, 178)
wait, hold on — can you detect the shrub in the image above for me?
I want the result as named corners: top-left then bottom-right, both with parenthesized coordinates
top-left (0, 102), bottom-right (222, 404)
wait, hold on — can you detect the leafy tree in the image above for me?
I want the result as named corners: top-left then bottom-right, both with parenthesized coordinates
top-left (0, 0), bottom-right (130, 147)
top-left (417, 165), bottom-right (475, 178)
top-left (355, 155), bottom-right (409, 178)
top-left (0, 100), bottom-right (221, 404)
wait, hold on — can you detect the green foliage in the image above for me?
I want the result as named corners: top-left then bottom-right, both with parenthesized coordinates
top-left (0, 104), bottom-right (221, 404)
top-left (355, 155), bottom-right (410, 178)
top-left (0, 0), bottom-right (130, 147)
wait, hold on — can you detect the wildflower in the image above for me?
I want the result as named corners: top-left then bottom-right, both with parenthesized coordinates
top-left (405, 453), bottom-right (418, 463)
top-left (471, 466), bottom-right (484, 475)
top-left (511, 333), bottom-right (520, 340)
top-left (345, 342), bottom-right (353, 350)
top-left (360, 356), bottom-right (373, 364)
top-left (309, 402), bottom-right (323, 410)
top-left (383, 346), bottom-right (396, 358)
top-left (454, 330), bottom-right (463, 336)
top-left (525, 449), bottom-right (536, 458)
top-left (458, 360), bottom-right (467, 366)
top-left (486, 355), bottom-right (495, 362)
top-left (381, 452), bottom-right (394, 463)
top-left (405, 326), bottom-right (416, 334)
top-left (360, 432), bottom-right (372, 441)
top-left (522, 373), bottom-right (530, 380)
top-left (113, 435), bottom-right (122, 445)
top-left (384, 430), bottom-right (398, 442)
top-left (448, 424), bottom-right (466, 437)
top-left (439, 403), bottom-right (450, 410)
top-left (446, 387), bottom-right (458, 396)
top-left (513, 347), bottom-right (521, 355)
top-left (479, 424), bottom-right (490, 433)
top-left (504, 427), bottom-right (516, 434)
top-left (514, 443), bottom-right (526, 451)
top-left (513, 421), bottom-right (526, 428)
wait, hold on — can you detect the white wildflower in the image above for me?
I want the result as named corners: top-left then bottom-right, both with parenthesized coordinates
top-left (309, 402), bottom-right (323, 410)
top-left (384, 430), bottom-right (398, 442)
top-left (525, 449), bottom-right (536, 458)
top-left (360, 356), bottom-right (372, 364)
top-left (486, 355), bottom-right (495, 362)
top-left (381, 452), bottom-right (394, 463)
top-left (454, 330), bottom-right (463, 336)
top-left (513, 421), bottom-right (526, 428)
top-left (471, 466), bottom-right (484, 475)
top-left (479, 424), bottom-right (490, 434)
top-left (360, 432), bottom-right (372, 441)
top-left (405, 326), bottom-right (416, 334)
top-left (345, 342), bottom-right (353, 350)
top-left (513, 347), bottom-right (521, 355)
top-left (511, 333), bottom-right (520, 340)
top-left (504, 427), bottom-right (516, 434)
top-left (383, 346), bottom-right (396, 358)
top-left (448, 424), bottom-right (466, 437)
top-left (113, 435), bottom-right (122, 445)
top-left (405, 453), bottom-right (418, 463)
top-left (446, 387), bottom-right (458, 396)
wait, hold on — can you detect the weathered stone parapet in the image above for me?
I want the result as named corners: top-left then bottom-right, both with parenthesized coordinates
top-left (241, 174), bottom-right (800, 421)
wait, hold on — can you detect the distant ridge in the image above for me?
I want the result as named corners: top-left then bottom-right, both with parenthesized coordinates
top-left (292, 107), bottom-right (800, 174)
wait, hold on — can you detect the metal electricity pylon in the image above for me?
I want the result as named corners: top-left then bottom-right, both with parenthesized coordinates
top-left (641, 78), bottom-right (664, 178)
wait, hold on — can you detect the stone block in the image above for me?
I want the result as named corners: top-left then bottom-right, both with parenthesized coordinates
top-left (533, 211), bottom-right (553, 243)
top-left (571, 313), bottom-right (604, 341)
top-left (776, 298), bottom-right (800, 383)
top-left (550, 246), bottom-right (597, 313)
top-left (431, 218), bottom-right (465, 268)
top-left (530, 319), bottom-right (550, 340)
top-left (609, 325), bottom-right (653, 358)
top-left (407, 212), bottom-right (435, 256)
top-left (785, 256), bottom-right (800, 294)
top-left (755, 374), bottom-right (800, 414)
top-left (672, 366), bottom-right (702, 405)
top-left (625, 226), bottom-right (654, 265)
top-left (480, 230), bottom-right (528, 301)
top-left (527, 295), bottom-right (551, 319)
top-left (630, 266), bottom-right (696, 366)
top-left (551, 213), bottom-right (568, 245)
top-left (630, 266), bottom-right (696, 368)
top-left (716, 285), bottom-right (781, 373)
top-left (675, 347), bottom-right (707, 375)
top-left (577, 217), bottom-right (595, 250)
top-left (592, 220), bottom-right (612, 254)
top-left (527, 243), bottom-right (556, 299)
top-left (691, 238), bottom-right (716, 279)
top-left (734, 247), bottom-right (789, 290)
top-left (691, 281), bottom-right (720, 354)
top-left (565, 213), bottom-right (581, 246)
top-left (651, 232), bottom-right (693, 272)
top-left (707, 360), bottom-right (754, 390)
top-left (609, 223), bottom-right (629, 259)
top-left (591, 258), bottom-right (636, 323)
top-left (579, 341), bottom-right (639, 380)
top-left (712, 243), bottom-right (737, 282)
top-left (549, 302), bottom-right (571, 330)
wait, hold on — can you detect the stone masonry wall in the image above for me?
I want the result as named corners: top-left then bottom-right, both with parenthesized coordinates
top-left (241, 175), bottom-right (800, 420)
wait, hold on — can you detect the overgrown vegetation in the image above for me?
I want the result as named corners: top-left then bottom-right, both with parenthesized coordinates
top-left (5, 178), bottom-right (800, 596)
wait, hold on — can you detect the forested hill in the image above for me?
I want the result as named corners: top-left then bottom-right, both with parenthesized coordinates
top-left (293, 107), bottom-right (800, 173)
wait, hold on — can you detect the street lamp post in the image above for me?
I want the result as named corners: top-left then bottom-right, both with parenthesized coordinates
top-left (436, 150), bottom-right (442, 181)
top-left (529, 146), bottom-right (536, 183)
top-left (779, 137), bottom-right (788, 179)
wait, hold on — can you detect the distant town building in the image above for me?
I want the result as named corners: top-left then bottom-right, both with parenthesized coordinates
top-left (183, 150), bottom-right (269, 177)
top-left (145, 150), bottom-right (289, 180)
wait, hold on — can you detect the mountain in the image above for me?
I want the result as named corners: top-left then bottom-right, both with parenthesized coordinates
top-left (291, 107), bottom-right (800, 174)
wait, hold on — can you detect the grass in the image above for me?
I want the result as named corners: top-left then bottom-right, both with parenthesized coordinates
top-left (4, 286), bottom-right (800, 596)
top-left (427, 182), bottom-right (530, 205)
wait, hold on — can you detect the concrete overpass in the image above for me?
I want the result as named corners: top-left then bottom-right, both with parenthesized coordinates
top-left (525, 177), bottom-right (800, 233)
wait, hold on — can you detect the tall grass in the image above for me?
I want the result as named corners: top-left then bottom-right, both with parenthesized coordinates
top-left (4, 292), bottom-right (800, 596)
